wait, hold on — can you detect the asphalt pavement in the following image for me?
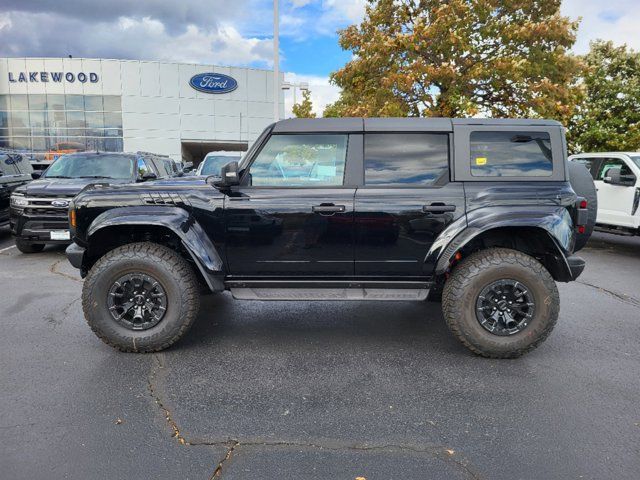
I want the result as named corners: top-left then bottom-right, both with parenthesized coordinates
top-left (1, 227), bottom-right (639, 479)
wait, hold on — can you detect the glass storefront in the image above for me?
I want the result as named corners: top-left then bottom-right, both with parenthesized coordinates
top-left (0, 94), bottom-right (123, 158)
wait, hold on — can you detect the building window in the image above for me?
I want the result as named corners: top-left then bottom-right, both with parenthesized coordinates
top-left (0, 94), bottom-right (123, 155)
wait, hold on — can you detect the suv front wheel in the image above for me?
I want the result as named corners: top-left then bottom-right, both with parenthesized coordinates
top-left (82, 242), bottom-right (200, 352)
top-left (442, 248), bottom-right (559, 358)
top-left (15, 239), bottom-right (45, 254)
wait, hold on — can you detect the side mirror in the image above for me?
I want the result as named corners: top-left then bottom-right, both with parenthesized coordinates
top-left (214, 161), bottom-right (240, 187)
top-left (31, 171), bottom-right (42, 180)
top-left (140, 172), bottom-right (158, 182)
top-left (604, 167), bottom-right (635, 186)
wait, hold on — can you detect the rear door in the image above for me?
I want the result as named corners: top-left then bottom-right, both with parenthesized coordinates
top-left (224, 133), bottom-right (360, 277)
top-left (354, 132), bottom-right (465, 277)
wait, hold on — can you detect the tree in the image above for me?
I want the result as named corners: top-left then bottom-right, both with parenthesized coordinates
top-left (571, 41), bottom-right (640, 152)
top-left (292, 90), bottom-right (316, 118)
top-left (324, 0), bottom-right (582, 123)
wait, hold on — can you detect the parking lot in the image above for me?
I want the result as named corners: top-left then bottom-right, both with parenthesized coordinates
top-left (1, 226), bottom-right (639, 480)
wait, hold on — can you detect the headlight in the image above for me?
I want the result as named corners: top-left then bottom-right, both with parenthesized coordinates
top-left (10, 194), bottom-right (28, 208)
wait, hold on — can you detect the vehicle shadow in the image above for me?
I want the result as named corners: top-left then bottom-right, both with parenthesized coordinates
top-left (178, 292), bottom-right (462, 356)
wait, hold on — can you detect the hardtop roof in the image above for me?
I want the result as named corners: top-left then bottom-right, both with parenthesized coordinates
top-left (271, 117), bottom-right (562, 133)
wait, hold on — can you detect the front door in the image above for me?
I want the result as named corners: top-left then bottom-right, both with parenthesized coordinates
top-left (594, 158), bottom-right (638, 228)
top-left (224, 133), bottom-right (356, 277)
top-left (355, 132), bottom-right (465, 277)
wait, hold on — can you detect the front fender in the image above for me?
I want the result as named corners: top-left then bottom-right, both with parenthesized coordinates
top-left (87, 206), bottom-right (224, 291)
top-left (427, 205), bottom-right (575, 278)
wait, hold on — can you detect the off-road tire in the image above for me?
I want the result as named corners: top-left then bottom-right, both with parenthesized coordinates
top-left (442, 248), bottom-right (559, 358)
top-left (82, 242), bottom-right (200, 352)
top-left (568, 161), bottom-right (597, 252)
top-left (15, 239), bottom-right (45, 253)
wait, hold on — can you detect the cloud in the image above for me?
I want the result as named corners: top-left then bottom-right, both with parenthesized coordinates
top-left (561, 0), bottom-right (640, 53)
top-left (0, 11), bottom-right (273, 67)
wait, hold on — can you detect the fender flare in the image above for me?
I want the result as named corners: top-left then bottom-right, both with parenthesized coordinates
top-left (86, 206), bottom-right (225, 291)
top-left (426, 206), bottom-right (575, 281)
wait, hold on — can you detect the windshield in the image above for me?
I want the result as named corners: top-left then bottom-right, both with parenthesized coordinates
top-left (629, 155), bottom-right (640, 169)
top-left (44, 154), bottom-right (134, 179)
top-left (198, 155), bottom-right (240, 176)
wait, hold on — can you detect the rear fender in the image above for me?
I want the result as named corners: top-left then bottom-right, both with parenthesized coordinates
top-left (87, 206), bottom-right (224, 291)
top-left (427, 206), bottom-right (575, 280)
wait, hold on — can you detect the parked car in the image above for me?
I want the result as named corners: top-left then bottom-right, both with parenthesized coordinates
top-left (569, 152), bottom-right (640, 236)
top-left (1, 153), bottom-right (34, 228)
top-left (195, 151), bottom-right (242, 177)
top-left (10, 151), bottom-right (179, 253)
top-left (66, 118), bottom-right (594, 358)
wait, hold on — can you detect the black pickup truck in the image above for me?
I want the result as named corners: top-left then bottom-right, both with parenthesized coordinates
top-left (10, 151), bottom-right (180, 253)
top-left (66, 118), bottom-right (595, 358)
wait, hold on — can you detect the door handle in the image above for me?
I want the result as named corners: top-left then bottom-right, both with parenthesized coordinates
top-left (312, 204), bottom-right (345, 213)
top-left (422, 203), bottom-right (456, 213)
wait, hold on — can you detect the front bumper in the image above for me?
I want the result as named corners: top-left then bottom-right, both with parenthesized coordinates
top-left (10, 201), bottom-right (72, 244)
top-left (66, 242), bottom-right (85, 270)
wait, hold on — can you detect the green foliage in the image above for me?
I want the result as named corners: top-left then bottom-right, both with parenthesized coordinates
top-left (325, 0), bottom-right (582, 124)
top-left (292, 90), bottom-right (316, 118)
top-left (571, 41), bottom-right (640, 153)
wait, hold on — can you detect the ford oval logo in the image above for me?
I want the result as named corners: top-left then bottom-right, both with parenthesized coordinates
top-left (52, 200), bottom-right (70, 208)
top-left (189, 73), bottom-right (238, 94)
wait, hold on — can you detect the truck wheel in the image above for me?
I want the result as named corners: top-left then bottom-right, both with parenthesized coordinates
top-left (82, 242), bottom-right (200, 352)
top-left (568, 161), bottom-right (597, 252)
top-left (442, 248), bottom-right (559, 358)
top-left (15, 239), bottom-right (45, 254)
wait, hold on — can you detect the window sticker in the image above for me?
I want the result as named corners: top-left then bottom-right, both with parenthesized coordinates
top-left (475, 157), bottom-right (487, 166)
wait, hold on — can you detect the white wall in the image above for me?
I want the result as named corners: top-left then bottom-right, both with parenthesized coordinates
top-left (0, 58), bottom-right (283, 162)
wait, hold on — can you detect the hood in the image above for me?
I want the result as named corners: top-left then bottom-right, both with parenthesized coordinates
top-left (22, 177), bottom-right (133, 197)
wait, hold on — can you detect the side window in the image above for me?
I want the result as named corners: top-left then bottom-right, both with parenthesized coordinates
top-left (249, 134), bottom-right (347, 187)
top-left (470, 131), bottom-right (553, 177)
top-left (572, 157), bottom-right (598, 178)
top-left (137, 158), bottom-right (151, 177)
top-left (364, 133), bottom-right (448, 186)
top-left (595, 158), bottom-right (633, 180)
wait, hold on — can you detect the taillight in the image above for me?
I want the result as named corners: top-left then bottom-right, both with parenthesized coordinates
top-left (578, 225), bottom-right (585, 234)
top-left (580, 199), bottom-right (587, 209)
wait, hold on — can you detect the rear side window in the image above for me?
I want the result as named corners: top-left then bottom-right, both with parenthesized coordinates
top-left (470, 131), bottom-right (552, 177)
top-left (364, 133), bottom-right (449, 186)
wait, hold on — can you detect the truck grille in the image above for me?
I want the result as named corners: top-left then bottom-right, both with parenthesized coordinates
top-left (20, 196), bottom-right (74, 218)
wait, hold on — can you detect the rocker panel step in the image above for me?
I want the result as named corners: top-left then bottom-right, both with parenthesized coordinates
top-left (230, 287), bottom-right (429, 301)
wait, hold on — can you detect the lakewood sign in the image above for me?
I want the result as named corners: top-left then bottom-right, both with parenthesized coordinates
top-left (189, 73), bottom-right (237, 94)
top-left (8, 71), bottom-right (99, 84)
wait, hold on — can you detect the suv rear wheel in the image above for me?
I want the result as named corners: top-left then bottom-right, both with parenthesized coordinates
top-left (82, 242), bottom-right (200, 352)
top-left (442, 248), bottom-right (559, 358)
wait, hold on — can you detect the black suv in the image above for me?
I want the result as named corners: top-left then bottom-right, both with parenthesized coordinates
top-left (66, 118), bottom-right (594, 358)
top-left (10, 151), bottom-right (179, 253)
top-left (1, 153), bottom-right (34, 228)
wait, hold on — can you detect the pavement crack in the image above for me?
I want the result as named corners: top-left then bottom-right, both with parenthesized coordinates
top-left (147, 353), bottom-right (190, 446)
top-left (147, 356), bottom-right (482, 479)
top-left (210, 441), bottom-right (239, 479)
top-left (49, 256), bottom-right (81, 283)
top-left (577, 280), bottom-right (640, 309)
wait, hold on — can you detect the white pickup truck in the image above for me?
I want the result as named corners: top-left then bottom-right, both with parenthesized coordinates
top-left (569, 152), bottom-right (640, 235)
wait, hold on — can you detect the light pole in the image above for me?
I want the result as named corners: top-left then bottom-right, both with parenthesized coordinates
top-left (273, 0), bottom-right (280, 122)
top-left (281, 81), bottom-right (309, 111)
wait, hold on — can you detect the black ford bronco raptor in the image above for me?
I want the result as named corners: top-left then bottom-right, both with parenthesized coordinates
top-left (66, 118), bottom-right (595, 358)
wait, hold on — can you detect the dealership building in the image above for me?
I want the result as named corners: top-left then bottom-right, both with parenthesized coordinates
top-left (0, 57), bottom-right (284, 164)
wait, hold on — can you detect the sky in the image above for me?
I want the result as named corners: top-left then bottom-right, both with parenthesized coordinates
top-left (0, 0), bottom-right (638, 116)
